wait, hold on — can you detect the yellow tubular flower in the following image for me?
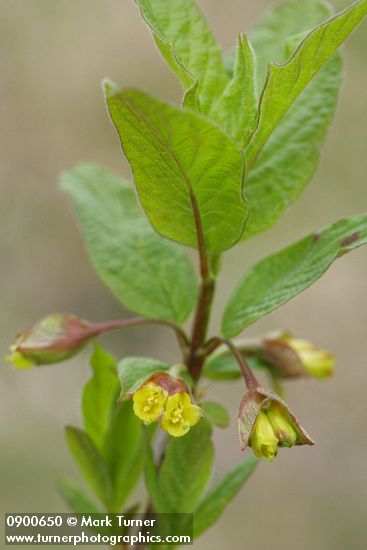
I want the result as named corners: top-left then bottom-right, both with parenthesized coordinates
top-left (288, 338), bottom-right (335, 379)
top-left (133, 382), bottom-right (168, 424)
top-left (250, 410), bottom-right (279, 461)
top-left (266, 402), bottom-right (297, 448)
top-left (239, 387), bottom-right (314, 459)
top-left (160, 392), bottom-right (202, 437)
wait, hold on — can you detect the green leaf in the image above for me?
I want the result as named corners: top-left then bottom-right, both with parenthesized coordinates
top-left (57, 477), bottom-right (101, 514)
top-left (246, 0), bottom-right (367, 167)
top-left (82, 344), bottom-right (119, 451)
top-left (247, 0), bottom-right (333, 91)
top-left (118, 356), bottom-right (170, 397)
top-left (224, 2), bottom-right (342, 239)
top-left (204, 349), bottom-right (271, 380)
top-left (60, 164), bottom-right (197, 324)
top-left (159, 419), bottom-right (214, 513)
top-left (222, 214), bottom-right (367, 337)
top-left (65, 426), bottom-right (113, 509)
top-left (134, 0), bottom-right (228, 113)
top-left (193, 457), bottom-right (259, 538)
top-left (105, 86), bottom-right (248, 255)
top-left (143, 432), bottom-right (166, 513)
top-left (103, 401), bottom-right (144, 511)
top-left (211, 34), bottom-right (257, 147)
top-left (243, 53), bottom-right (341, 239)
top-left (201, 402), bottom-right (230, 428)
top-left (237, 0), bottom-right (343, 239)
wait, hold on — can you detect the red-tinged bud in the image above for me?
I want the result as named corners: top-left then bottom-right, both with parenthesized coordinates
top-left (238, 386), bottom-right (314, 461)
top-left (263, 332), bottom-right (335, 379)
top-left (128, 371), bottom-right (189, 401)
top-left (7, 313), bottom-right (94, 368)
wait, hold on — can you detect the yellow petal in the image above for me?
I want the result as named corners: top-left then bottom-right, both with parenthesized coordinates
top-left (250, 411), bottom-right (279, 461)
top-left (160, 392), bottom-right (202, 437)
top-left (185, 404), bottom-right (202, 427)
top-left (160, 414), bottom-right (191, 437)
top-left (164, 392), bottom-right (182, 413)
top-left (133, 383), bottom-right (167, 424)
top-left (267, 402), bottom-right (297, 447)
top-left (301, 350), bottom-right (335, 379)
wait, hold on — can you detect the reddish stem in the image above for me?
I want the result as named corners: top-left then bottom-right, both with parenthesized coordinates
top-left (89, 317), bottom-right (189, 357)
top-left (205, 337), bottom-right (259, 390)
top-left (186, 278), bottom-right (215, 380)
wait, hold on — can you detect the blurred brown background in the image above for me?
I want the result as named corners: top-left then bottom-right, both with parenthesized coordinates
top-left (0, 1), bottom-right (366, 548)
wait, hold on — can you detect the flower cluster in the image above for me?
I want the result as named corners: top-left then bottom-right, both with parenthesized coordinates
top-left (238, 386), bottom-right (314, 462)
top-left (132, 372), bottom-right (202, 437)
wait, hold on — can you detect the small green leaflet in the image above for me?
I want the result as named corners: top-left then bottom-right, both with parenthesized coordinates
top-left (118, 356), bottom-right (170, 397)
top-left (201, 401), bottom-right (230, 428)
top-left (133, 0), bottom-right (228, 113)
top-left (57, 478), bottom-right (101, 514)
top-left (82, 344), bottom-right (119, 451)
top-left (159, 420), bottom-right (214, 513)
top-left (204, 349), bottom-right (271, 380)
top-left (143, 434), bottom-right (166, 514)
top-left (105, 85), bottom-right (248, 254)
top-left (57, 478), bottom-right (112, 535)
top-left (192, 457), bottom-right (258, 538)
top-left (103, 401), bottom-right (144, 510)
top-left (64, 426), bottom-right (113, 509)
top-left (204, 349), bottom-right (242, 380)
top-left (222, 214), bottom-right (367, 337)
top-left (211, 34), bottom-right (258, 147)
top-left (246, 0), bottom-right (367, 167)
top-left (61, 164), bottom-right (197, 323)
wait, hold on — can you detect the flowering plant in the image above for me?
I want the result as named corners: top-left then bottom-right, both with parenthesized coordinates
top-left (8, 0), bottom-right (367, 546)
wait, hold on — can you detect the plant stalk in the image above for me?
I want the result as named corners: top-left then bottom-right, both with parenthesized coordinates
top-left (205, 337), bottom-right (259, 389)
top-left (187, 277), bottom-right (215, 381)
top-left (90, 318), bottom-right (189, 358)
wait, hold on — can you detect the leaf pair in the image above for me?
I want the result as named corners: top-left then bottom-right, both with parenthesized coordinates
top-left (106, 0), bottom-right (367, 254)
top-left (59, 345), bottom-right (144, 513)
top-left (235, 0), bottom-right (366, 238)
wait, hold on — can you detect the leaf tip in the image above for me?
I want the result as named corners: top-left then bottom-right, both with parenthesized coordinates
top-left (101, 77), bottom-right (119, 97)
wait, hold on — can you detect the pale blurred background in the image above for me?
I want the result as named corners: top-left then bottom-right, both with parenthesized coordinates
top-left (1, 1), bottom-right (366, 548)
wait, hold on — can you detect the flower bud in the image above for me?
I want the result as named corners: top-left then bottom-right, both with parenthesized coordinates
top-left (132, 371), bottom-right (202, 437)
top-left (7, 313), bottom-right (93, 368)
top-left (238, 387), bottom-right (314, 461)
top-left (264, 332), bottom-right (335, 379)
